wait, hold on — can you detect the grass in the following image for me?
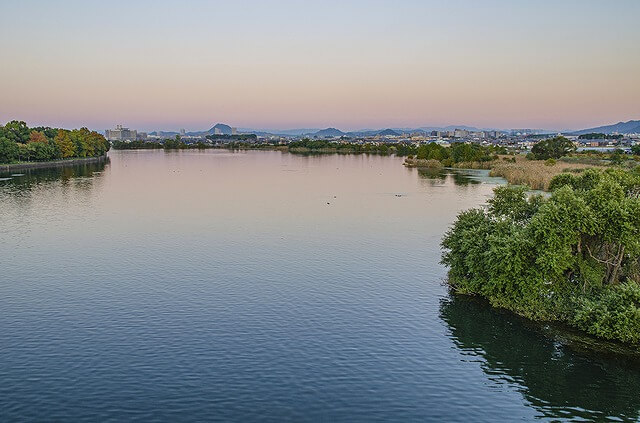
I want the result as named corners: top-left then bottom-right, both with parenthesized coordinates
top-left (489, 156), bottom-right (603, 190)
top-left (403, 158), bottom-right (443, 168)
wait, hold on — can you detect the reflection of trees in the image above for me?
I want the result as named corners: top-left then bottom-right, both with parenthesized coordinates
top-left (0, 158), bottom-right (109, 192)
top-left (415, 168), bottom-right (482, 187)
top-left (440, 294), bottom-right (640, 421)
top-left (450, 171), bottom-right (481, 186)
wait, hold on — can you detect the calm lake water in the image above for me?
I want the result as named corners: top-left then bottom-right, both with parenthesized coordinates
top-left (1, 150), bottom-right (639, 422)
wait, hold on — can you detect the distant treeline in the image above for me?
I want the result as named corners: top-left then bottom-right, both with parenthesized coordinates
top-left (414, 142), bottom-right (506, 165)
top-left (0, 120), bottom-right (110, 164)
top-left (205, 134), bottom-right (257, 141)
top-left (287, 139), bottom-right (419, 155)
top-left (578, 133), bottom-right (623, 140)
top-left (112, 137), bottom-right (220, 151)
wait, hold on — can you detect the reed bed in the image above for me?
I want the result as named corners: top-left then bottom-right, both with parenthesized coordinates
top-left (489, 157), bottom-right (601, 190)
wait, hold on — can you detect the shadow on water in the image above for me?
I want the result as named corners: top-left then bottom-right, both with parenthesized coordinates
top-left (0, 158), bottom-right (109, 193)
top-left (440, 294), bottom-right (640, 421)
top-left (415, 168), bottom-right (501, 188)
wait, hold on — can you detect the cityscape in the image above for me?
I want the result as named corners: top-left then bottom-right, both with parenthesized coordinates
top-left (104, 120), bottom-right (640, 151)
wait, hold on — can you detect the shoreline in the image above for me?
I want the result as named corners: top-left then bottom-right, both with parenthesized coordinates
top-left (0, 154), bottom-right (108, 173)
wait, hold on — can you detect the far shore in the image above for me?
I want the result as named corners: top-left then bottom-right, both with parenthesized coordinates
top-left (0, 154), bottom-right (108, 173)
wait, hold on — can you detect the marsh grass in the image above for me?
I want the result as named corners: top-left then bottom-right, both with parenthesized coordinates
top-left (489, 156), bottom-right (603, 190)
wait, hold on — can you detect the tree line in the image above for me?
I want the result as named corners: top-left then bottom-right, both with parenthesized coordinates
top-left (0, 120), bottom-right (110, 164)
top-left (414, 142), bottom-right (506, 165)
top-left (578, 133), bottom-right (624, 140)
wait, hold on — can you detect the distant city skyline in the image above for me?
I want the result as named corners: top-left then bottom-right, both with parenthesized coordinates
top-left (1, 0), bottom-right (639, 131)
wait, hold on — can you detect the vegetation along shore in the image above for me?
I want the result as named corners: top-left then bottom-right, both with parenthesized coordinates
top-left (442, 168), bottom-right (640, 345)
top-left (403, 136), bottom-right (637, 190)
top-left (0, 120), bottom-right (110, 166)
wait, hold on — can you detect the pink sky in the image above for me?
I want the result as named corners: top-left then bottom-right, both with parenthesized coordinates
top-left (1, 1), bottom-right (639, 131)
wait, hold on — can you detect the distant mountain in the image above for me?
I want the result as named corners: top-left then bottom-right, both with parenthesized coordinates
top-left (311, 127), bottom-right (345, 137)
top-left (572, 120), bottom-right (640, 135)
top-left (377, 128), bottom-right (400, 136)
top-left (208, 123), bottom-right (233, 135)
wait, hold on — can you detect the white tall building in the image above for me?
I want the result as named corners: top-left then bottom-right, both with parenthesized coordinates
top-left (105, 125), bottom-right (137, 141)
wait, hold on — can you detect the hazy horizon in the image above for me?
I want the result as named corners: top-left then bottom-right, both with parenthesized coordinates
top-left (1, 0), bottom-right (639, 132)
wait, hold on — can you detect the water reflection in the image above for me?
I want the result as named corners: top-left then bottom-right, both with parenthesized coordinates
top-left (0, 159), bottom-right (109, 193)
top-left (414, 168), bottom-right (498, 189)
top-left (440, 294), bottom-right (640, 421)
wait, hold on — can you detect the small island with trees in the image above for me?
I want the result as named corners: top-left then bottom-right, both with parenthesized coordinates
top-left (0, 120), bottom-right (110, 169)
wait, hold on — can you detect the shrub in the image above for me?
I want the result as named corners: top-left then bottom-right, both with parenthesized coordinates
top-left (573, 283), bottom-right (640, 344)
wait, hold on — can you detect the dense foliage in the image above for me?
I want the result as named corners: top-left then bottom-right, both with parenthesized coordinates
top-left (441, 168), bottom-right (640, 344)
top-left (111, 140), bottom-right (164, 150)
top-left (530, 136), bottom-right (576, 160)
top-left (0, 120), bottom-right (109, 164)
top-left (205, 134), bottom-right (257, 141)
top-left (415, 142), bottom-right (504, 166)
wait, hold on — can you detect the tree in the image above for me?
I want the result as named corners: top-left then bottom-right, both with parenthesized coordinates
top-left (54, 129), bottom-right (75, 158)
top-left (610, 149), bottom-right (625, 166)
top-left (0, 137), bottom-right (19, 163)
top-left (531, 136), bottom-right (576, 160)
top-left (631, 144), bottom-right (640, 155)
top-left (1, 120), bottom-right (30, 144)
top-left (28, 131), bottom-right (48, 144)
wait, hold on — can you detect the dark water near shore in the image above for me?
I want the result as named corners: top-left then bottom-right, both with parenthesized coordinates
top-left (1, 150), bottom-right (639, 422)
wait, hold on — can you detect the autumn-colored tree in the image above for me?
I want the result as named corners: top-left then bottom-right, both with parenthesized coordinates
top-left (28, 131), bottom-right (48, 144)
top-left (54, 129), bottom-right (75, 158)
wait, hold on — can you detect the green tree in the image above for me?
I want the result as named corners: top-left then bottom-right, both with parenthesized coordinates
top-left (1, 120), bottom-right (30, 144)
top-left (0, 137), bottom-right (19, 163)
top-left (531, 136), bottom-right (576, 160)
top-left (54, 129), bottom-right (76, 158)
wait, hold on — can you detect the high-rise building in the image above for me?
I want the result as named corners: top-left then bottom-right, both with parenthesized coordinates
top-left (453, 129), bottom-right (469, 138)
top-left (231, 127), bottom-right (237, 135)
top-left (105, 125), bottom-right (138, 141)
top-left (180, 128), bottom-right (186, 136)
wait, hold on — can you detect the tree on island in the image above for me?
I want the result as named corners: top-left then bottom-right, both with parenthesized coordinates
top-left (530, 136), bottom-right (576, 160)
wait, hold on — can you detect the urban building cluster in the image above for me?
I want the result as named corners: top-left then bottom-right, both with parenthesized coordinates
top-left (105, 124), bottom-right (640, 153)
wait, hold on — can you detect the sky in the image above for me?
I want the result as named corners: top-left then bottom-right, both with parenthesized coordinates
top-left (1, 0), bottom-right (639, 132)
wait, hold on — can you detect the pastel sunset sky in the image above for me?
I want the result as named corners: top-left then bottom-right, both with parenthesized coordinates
top-left (1, 0), bottom-right (639, 131)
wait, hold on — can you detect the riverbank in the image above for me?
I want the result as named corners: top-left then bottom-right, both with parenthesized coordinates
top-left (405, 155), bottom-right (604, 190)
top-left (0, 154), bottom-right (108, 173)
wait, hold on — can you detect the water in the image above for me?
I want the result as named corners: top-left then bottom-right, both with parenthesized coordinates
top-left (0, 150), bottom-right (638, 422)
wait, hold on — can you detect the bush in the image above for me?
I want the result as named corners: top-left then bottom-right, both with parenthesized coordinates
top-left (531, 136), bottom-right (576, 160)
top-left (573, 283), bottom-right (640, 344)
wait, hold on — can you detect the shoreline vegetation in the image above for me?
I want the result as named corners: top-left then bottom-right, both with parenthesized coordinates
top-left (0, 121), bottom-right (110, 168)
top-left (442, 169), bottom-right (640, 346)
top-left (404, 136), bottom-right (635, 191)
